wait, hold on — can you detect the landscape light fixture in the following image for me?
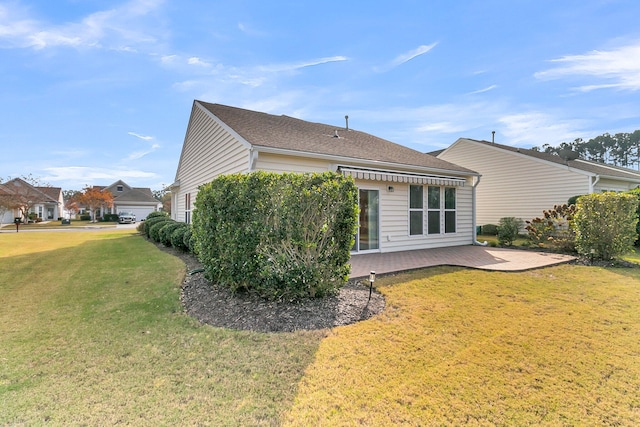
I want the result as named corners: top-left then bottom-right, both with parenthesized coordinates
top-left (368, 271), bottom-right (376, 303)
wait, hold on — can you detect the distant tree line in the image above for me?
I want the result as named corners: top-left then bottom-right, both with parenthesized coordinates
top-left (532, 130), bottom-right (640, 170)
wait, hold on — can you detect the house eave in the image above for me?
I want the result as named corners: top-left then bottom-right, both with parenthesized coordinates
top-left (253, 145), bottom-right (478, 179)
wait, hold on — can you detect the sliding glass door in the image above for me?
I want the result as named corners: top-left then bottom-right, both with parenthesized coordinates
top-left (355, 189), bottom-right (379, 252)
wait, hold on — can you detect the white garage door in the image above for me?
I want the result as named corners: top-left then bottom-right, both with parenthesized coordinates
top-left (129, 207), bottom-right (156, 221)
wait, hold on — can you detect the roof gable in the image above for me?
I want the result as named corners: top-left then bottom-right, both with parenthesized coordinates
top-left (2, 178), bottom-right (58, 203)
top-left (197, 101), bottom-right (476, 175)
top-left (36, 186), bottom-right (62, 201)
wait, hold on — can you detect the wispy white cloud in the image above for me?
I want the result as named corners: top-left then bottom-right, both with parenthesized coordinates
top-left (336, 100), bottom-right (590, 150)
top-left (497, 111), bottom-right (587, 146)
top-left (467, 85), bottom-right (497, 95)
top-left (42, 166), bottom-right (158, 187)
top-left (535, 40), bottom-right (640, 91)
top-left (128, 131), bottom-right (154, 141)
top-left (160, 54), bottom-right (177, 64)
top-left (124, 132), bottom-right (159, 160)
top-left (0, 0), bottom-right (165, 51)
top-left (375, 43), bottom-right (438, 72)
top-left (124, 143), bottom-right (160, 161)
top-left (188, 56), bottom-right (211, 67)
top-left (257, 56), bottom-right (348, 73)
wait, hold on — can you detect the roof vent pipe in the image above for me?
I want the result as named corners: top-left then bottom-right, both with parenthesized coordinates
top-left (492, 131), bottom-right (495, 143)
top-left (345, 115), bottom-right (349, 131)
top-left (334, 130), bottom-right (339, 138)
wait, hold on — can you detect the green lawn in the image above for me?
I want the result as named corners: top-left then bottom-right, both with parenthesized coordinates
top-left (0, 230), bottom-right (323, 425)
top-left (2, 230), bottom-right (640, 425)
top-left (0, 219), bottom-right (117, 230)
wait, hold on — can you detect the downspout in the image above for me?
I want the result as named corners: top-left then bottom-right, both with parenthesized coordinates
top-left (589, 174), bottom-right (600, 194)
top-left (472, 175), bottom-right (488, 246)
top-left (248, 147), bottom-right (259, 172)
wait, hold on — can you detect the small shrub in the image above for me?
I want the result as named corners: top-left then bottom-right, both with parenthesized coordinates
top-left (149, 219), bottom-right (175, 242)
top-left (488, 241), bottom-right (498, 247)
top-left (497, 217), bottom-right (523, 246)
top-left (183, 227), bottom-right (195, 253)
top-left (482, 224), bottom-right (498, 235)
top-left (80, 214), bottom-right (91, 221)
top-left (136, 222), bottom-right (146, 233)
top-left (102, 214), bottom-right (119, 222)
top-left (159, 222), bottom-right (183, 246)
top-left (573, 192), bottom-right (639, 260)
top-left (170, 224), bottom-right (191, 251)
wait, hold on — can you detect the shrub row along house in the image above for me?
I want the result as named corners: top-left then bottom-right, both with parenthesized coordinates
top-left (437, 138), bottom-right (640, 226)
top-left (170, 101), bottom-right (482, 254)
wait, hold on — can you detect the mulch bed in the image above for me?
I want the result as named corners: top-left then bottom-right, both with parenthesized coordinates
top-left (157, 244), bottom-right (386, 333)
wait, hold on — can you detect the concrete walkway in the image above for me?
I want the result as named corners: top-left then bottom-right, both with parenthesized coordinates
top-left (349, 245), bottom-right (576, 279)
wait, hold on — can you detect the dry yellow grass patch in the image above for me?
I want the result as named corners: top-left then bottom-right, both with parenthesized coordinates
top-left (283, 265), bottom-right (640, 426)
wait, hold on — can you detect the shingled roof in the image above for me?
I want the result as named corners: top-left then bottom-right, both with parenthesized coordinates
top-left (461, 138), bottom-right (640, 182)
top-left (198, 101), bottom-right (476, 175)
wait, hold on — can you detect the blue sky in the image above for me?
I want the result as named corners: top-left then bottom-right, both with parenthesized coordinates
top-left (1, 0), bottom-right (640, 191)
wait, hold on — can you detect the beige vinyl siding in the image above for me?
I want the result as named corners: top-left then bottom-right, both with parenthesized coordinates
top-left (439, 141), bottom-right (590, 225)
top-left (254, 152), bottom-right (332, 173)
top-left (595, 178), bottom-right (640, 193)
top-left (355, 179), bottom-right (474, 253)
top-left (173, 104), bottom-right (250, 222)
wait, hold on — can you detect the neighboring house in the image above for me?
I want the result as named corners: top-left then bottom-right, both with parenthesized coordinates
top-left (94, 180), bottom-right (162, 220)
top-left (0, 178), bottom-right (63, 223)
top-left (171, 101), bottom-right (481, 254)
top-left (37, 186), bottom-right (64, 220)
top-left (0, 184), bottom-right (16, 225)
top-left (437, 137), bottom-right (640, 226)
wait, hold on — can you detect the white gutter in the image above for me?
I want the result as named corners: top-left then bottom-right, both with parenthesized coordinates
top-left (472, 175), bottom-right (487, 246)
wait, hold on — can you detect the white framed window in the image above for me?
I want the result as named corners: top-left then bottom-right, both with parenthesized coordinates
top-left (409, 185), bottom-right (423, 235)
top-left (185, 193), bottom-right (191, 224)
top-left (409, 185), bottom-right (456, 235)
top-left (444, 187), bottom-right (456, 233)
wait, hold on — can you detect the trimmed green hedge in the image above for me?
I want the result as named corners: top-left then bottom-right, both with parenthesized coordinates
top-left (146, 211), bottom-right (168, 221)
top-left (143, 216), bottom-right (172, 237)
top-left (193, 171), bottom-right (358, 300)
top-left (158, 221), bottom-right (184, 246)
top-left (170, 224), bottom-right (191, 251)
top-left (149, 220), bottom-right (173, 242)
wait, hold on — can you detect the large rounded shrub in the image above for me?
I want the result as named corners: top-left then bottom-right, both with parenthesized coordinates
top-left (159, 221), bottom-right (184, 246)
top-left (143, 216), bottom-right (172, 237)
top-left (193, 171), bottom-right (358, 300)
top-left (145, 211), bottom-right (169, 221)
top-left (170, 224), bottom-right (191, 251)
top-left (149, 219), bottom-right (175, 242)
top-left (183, 226), bottom-right (195, 253)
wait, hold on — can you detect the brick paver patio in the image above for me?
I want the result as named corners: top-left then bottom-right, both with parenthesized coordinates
top-left (349, 245), bottom-right (576, 279)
